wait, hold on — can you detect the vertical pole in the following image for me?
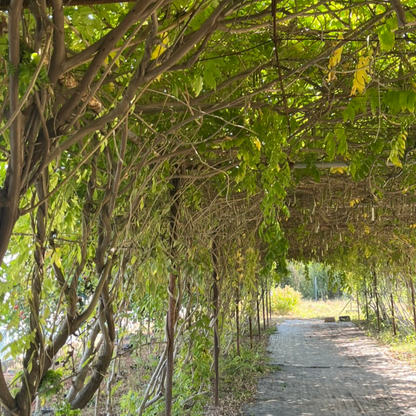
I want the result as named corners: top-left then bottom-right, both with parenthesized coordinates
top-left (314, 276), bottom-right (318, 301)
top-left (212, 239), bottom-right (220, 407)
top-left (409, 276), bottom-right (416, 333)
top-left (364, 280), bottom-right (369, 322)
top-left (262, 288), bottom-right (266, 331)
top-left (256, 294), bottom-right (261, 340)
top-left (165, 272), bottom-right (176, 416)
top-left (236, 287), bottom-right (240, 356)
top-left (373, 269), bottom-right (381, 332)
top-left (249, 316), bottom-right (253, 349)
top-left (165, 177), bottom-right (180, 416)
top-left (265, 285), bottom-right (270, 327)
top-left (390, 293), bottom-right (397, 336)
top-left (356, 290), bottom-right (360, 321)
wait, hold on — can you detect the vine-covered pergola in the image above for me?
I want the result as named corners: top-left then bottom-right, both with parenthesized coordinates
top-left (0, 0), bottom-right (415, 415)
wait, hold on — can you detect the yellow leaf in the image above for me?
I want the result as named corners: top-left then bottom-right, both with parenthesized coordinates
top-left (151, 32), bottom-right (169, 61)
top-left (327, 34), bottom-right (344, 82)
top-left (329, 167), bottom-right (346, 174)
top-left (364, 225), bottom-right (370, 234)
top-left (349, 198), bottom-right (361, 207)
top-left (54, 256), bottom-right (62, 269)
top-left (351, 55), bottom-right (370, 95)
top-left (253, 138), bottom-right (262, 151)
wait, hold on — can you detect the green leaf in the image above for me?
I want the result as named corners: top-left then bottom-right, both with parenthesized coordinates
top-left (203, 69), bottom-right (216, 90)
top-left (335, 127), bottom-right (347, 156)
top-left (378, 25), bottom-right (395, 51)
top-left (325, 132), bottom-right (336, 160)
top-left (193, 75), bottom-right (203, 97)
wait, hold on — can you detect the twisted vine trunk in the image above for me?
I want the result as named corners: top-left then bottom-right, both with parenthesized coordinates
top-left (14, 172), bottom-right (48, 415)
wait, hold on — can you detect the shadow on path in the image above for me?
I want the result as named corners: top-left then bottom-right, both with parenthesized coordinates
top-left (243, 319), bottom-right (416, 416)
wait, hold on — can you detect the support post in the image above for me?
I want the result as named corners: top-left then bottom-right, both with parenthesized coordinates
top-left (236, 287), bottom-right (240, 356)
top-left (249, 316), bottom-right (253, 349)
top-left (410, 276), bottom-right (416, 333)
top-left (212, 239), bottom-right (220, 407)
top-left (373, 269), bottom-right (381, 332)
top-left (256, 294), bottom-right (261, 340)
top-left (165, 177), bottom-right (180, 416)
top-left (390, 293), bottom-right (397, 336)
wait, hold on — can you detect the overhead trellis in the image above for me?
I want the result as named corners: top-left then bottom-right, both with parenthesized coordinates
top-left (1, 0), bottom-right (416, 415)
top-left (284, 168), bottom-right (416, 260)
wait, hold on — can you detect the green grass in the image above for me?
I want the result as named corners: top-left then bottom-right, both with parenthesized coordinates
top-left (358, 320), bottom-right (416, 367)
top-left (279, 298), bottom-right (360, 320)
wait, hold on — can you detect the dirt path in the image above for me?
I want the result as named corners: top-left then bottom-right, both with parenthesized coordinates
top-left (243, 319), bottom-right (416, 416)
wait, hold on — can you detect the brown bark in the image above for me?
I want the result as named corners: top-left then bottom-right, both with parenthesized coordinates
top-left (15, 172), bottom-right (48, 415)
top-left (0, 0), bottom-right (23, 268)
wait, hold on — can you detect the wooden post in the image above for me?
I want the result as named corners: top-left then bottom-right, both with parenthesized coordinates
top-left (373, 269), bottom-right (381, 332)
top-left (165, 177), bottom-right (180, 416)
top-left (265, 286), bottom-right (270, 327)
top-left (256, 294), bottom-right (261, 340)
top-left (165, 272), bottom-right (176, 416)
top-left (356, 290), bottom-right (360, 321)
top-left (249, 316), bottom-right (253, 349)
top-left (236, 287), bottom-right (240, 356)
top-left (212, 240), bottom-right (220, 407)
top-left (409, 276), bottom-right (416, 333)
top-left (390, 293), bottom-right (397, 336)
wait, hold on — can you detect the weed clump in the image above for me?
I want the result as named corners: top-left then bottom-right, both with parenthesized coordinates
top-left (271, 286), bottom-right (302, 315)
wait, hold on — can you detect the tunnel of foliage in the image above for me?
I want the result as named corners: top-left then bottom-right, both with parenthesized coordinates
top-left (0, 0), bottom-right (416, 414)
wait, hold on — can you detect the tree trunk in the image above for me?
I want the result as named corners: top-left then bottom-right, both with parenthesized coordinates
top-left (262, 288), bottom-right (266, 331)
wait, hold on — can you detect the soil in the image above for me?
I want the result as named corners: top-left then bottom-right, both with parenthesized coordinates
top-left (244, 319), bottom-right (416, 415)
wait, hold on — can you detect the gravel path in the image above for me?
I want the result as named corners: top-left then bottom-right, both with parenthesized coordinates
top-left (243, 319), bottom-right (416, 416)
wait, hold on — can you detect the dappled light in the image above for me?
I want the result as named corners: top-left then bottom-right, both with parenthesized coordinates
top-left (0, 0), bottom-right (416, 415)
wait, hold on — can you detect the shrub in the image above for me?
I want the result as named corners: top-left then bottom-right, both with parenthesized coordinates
top-left (271, 285), bottom-right (302, 315)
